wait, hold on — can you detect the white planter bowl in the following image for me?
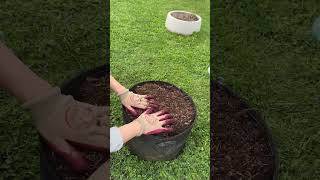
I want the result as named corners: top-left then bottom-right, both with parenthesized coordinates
top-left (165, 10), bottom-right (201, 36)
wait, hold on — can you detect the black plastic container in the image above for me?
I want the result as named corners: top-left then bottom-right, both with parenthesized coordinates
top-left (40, 65), bottom-right (108, 180)
top-left (213, 79), bottom-right (279, 180)
top-left (122, 81), bottom-right (197, 160)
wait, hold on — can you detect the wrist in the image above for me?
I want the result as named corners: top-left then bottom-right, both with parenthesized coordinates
top-left (22, 83), bottom-right (53, 103)
top-left (22, 87), bottom-right (62, 109)
top-left (117, 88), bottom-right (129, 97)
top-left (131, 120), bottom-right (143, 136)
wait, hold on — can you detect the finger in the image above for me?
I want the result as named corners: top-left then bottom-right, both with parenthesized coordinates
top-left (161, 119), bottom-right (174, 126)
top-left (42, 136), bottom-right (89, 171)
top-left (147, 103), bottom-right (159, 109)
top-left (145, 95), bottom-right (155, 100)
top-left (156, 110), bottom-right (169, 116)
top-left (153, 110), bottom-right (168, 116)
top-left (137, 101), bottom-right (149, 108)
top-left (126, 105), bottom-right (137, 116)
top-left (147, 99), bottom-right (157, 104)
top-left (158, 114), bottom-right (173, 120)
top-left (135, 105), bottom-right (148, 110)
top-left (139, 97), bottom-right (149, 104)
top-left (138, 94), bottom-right (148, 98)
top-left (143, 108), bottom-right (154, 114)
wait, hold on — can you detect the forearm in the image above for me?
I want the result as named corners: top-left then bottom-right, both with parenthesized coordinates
top-left (110, 75), bottom-right (127, 95)
top-left (119, 120), bottom-right (141, 144)
top-left (110, 121), bottom-right (141, 153)
top-left (0, 41), bottom-right (52, 103)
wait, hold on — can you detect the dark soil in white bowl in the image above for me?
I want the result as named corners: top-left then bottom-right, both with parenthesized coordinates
top-left (171, 12), bottom-right (199, 21)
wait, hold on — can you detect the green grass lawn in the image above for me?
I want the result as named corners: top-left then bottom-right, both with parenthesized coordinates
top-left (0, 1), bottom-right (106, 179)
top-left (4, 0), bottom-right (317, 179)
top-left (110, 0), bottom-right (210, 179)
top-left (213, 1), bottom-right (320, 179)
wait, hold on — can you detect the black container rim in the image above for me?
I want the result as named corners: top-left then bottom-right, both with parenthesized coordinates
top-left (122, 80), bottom-right (197, 140)
top-left (60, 65), bottom-right (107, 94)
top-left (214, 79), bottom-right (279, 180)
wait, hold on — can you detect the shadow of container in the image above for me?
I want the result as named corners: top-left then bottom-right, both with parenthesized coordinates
top-left (122, 81), bottom-right (197, 160)
top-left (40, 65), bottom-right (108, 180)
top-left (213, 79), bottom-right (279, 180)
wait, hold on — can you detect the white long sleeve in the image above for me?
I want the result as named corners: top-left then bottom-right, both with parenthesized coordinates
top-left (110, 127), bottom-right (124, 152)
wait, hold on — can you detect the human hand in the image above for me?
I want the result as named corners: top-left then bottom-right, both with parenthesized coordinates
top-left (119, 90), bottom-right (157, 116)
top-left (23, 87), bottom-right (108, 171)
top-left (134, 108), bottom-right (174, 136)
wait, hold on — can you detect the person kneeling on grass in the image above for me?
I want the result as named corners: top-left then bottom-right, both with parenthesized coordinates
top-left (110, 75), bottom-right (174, 152)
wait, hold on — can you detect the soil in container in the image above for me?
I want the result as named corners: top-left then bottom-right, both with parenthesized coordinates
top-left (211, 81), bottom-right (274, 180)
top-left (78, 76), bottom-right (108, 106)
top-left (127, 82), bottom-right (195, 137)
top-left (171, 12), bottom-right (199, 21)
top-left (44, 75), bottom-right (108, 180)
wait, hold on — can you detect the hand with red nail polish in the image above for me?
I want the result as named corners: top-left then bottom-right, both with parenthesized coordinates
top-left (22, 87), bottom-right (109, 171)
top-left (0, 42), bottom-right (108, 171)
top-left (134, 109), bottom-right (174, 136)
top-left (118, 90), bottom-right (156, 116)
top-left (110, 75), bottom-right (157, 116)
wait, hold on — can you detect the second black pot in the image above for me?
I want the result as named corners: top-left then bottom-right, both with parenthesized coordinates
top-left (212, 79), bottom-right (279, 180)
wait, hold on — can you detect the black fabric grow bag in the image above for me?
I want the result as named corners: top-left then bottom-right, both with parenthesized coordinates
top-left (40, 65), bottom-right (108, 180)
top-left (211, 79), bottom-right (279, 180)
top-left (122, 81), bottom-right (197, 160)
